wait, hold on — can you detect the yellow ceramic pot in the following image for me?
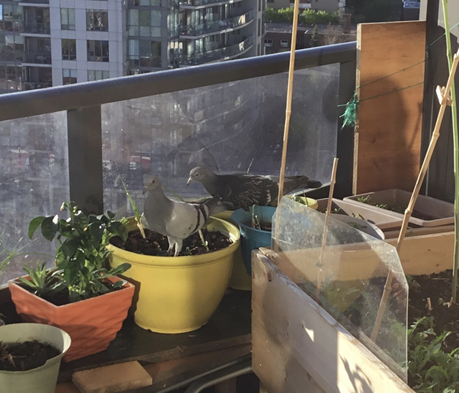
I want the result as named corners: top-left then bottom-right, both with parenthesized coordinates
top-left (108, 217), bottom-right (240, 334)
top-left (212, 211), bottom-right (252, 291)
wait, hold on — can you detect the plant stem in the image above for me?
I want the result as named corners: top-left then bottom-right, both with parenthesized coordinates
top-left (120, 177), bottom-right (145, 239)
top-left (441, 0), bottom-right (459, 303)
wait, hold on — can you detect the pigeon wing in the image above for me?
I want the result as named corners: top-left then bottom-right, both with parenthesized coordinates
top-left (219, 174), bottom-right (278, 210)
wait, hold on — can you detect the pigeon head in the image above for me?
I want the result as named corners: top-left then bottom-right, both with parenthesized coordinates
top-left (144, 175), bottom-right (163, 193)
top-left (187, 166), bottom-right (214, 186)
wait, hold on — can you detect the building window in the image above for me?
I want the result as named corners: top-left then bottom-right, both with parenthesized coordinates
top-left (128, 39), bottom-right (161, 68)
top-left (63, 69), bottom-right (77, 85)
top-left (86, 10), bottom-right (108, 32)
top-left (62, 39), bottom-right (76, 60)
top-left (0, 4), bottom-right (22, 32)
top-left (88, 70), bottom-right (110, 81)
top-left (128, 9), bottom-right (161, 38)
top-left (264, 39), bottom-right (273, 47)
top-left (61, 8), bottom-right (75, 30)
top-left (280, 39), bottom-right (289, 48)
top-left (87, 40), bottom-right (109, 62)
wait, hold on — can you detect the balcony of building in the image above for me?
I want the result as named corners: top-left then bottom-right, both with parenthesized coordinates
top-left (0, 5), bottom-right (456, 390)
top-left (179, 10), bottom-right (253, 38)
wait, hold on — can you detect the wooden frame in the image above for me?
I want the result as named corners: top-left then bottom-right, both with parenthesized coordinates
top-left (252, 230), bottom-right (455, 393)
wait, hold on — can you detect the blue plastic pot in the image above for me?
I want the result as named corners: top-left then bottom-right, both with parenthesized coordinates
top-left (231, 206), bottom-right (276, 275)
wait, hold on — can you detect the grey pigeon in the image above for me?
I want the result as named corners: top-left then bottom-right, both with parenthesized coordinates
top-left (141, 175), bottom-right (220, 256)
top-left (187, 166), bottom-right (322, 210)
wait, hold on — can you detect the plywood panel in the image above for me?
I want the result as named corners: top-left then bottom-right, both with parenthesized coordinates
top-left (354, 21), bottom-right (426, 194)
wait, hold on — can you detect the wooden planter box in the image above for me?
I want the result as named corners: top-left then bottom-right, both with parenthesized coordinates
top-left (252, 230), bottom-right (454, 393)
top-left (316, 198), bottom-right (403, 230)
top-left (344, 189), bottom-right (454, 227)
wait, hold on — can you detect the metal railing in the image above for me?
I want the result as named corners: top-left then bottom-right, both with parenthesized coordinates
top-left (0, 42), bottom-right (356, 213)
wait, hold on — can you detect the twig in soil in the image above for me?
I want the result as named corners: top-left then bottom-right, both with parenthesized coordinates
top-left (198, 230), bottom-right (209, 251)
top-left (427, 297), bottom-right (433, 311)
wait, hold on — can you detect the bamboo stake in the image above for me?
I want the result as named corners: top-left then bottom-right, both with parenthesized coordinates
top-left (441, 0), bottom-right (459, 304)
top-left (315, 158), bottom-right (339, 302)
top-left (273, 0), bottom-right (301, 252)
top-left (370, 48), bottom-right (459, 342)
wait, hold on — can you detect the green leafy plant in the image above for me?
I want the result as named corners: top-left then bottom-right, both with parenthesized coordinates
top-left (17, 261), bottom-right (65, 298)
top-left (27, 201), bottom-right (131, 302)
top-left (408, 316), bottom-right (459, 392)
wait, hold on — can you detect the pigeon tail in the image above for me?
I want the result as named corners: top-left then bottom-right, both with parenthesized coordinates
top-left (305, 179), bottom-right (322, 189)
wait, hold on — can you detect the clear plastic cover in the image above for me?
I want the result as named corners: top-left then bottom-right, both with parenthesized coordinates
top-left (272, 197), bottom-right (408, 380)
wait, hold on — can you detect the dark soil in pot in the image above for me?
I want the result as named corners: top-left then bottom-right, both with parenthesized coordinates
top-left (110, 228), bottom-right (232, 257)
top-left (0, 340), bottom-right (60, 371)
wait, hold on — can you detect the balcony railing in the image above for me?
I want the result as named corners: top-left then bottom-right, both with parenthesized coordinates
top-left (23, 81), bottom-right (53, 90)
top-left (23, 52), bottom-right (51, 64)
top-left (180, 0), bottom-right (243, 8)
top-left (180, 10), bottom-right (253, 37)
top-left (22, 23), bottom-right (51, 35)
top-left (181, 37), bottom-right (253, 65)
top-left (18, 0), bottom-right (49, 4)
top-left (0, 43), bottom-right (356, 284)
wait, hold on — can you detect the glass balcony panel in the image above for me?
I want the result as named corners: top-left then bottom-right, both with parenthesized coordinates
top-left (0, 112), bottom-right (69, 285)
top-left (180, 10), bottom-right (253, 36)
top-left (180, 0), bottom-right (243, 8)
top-left (23, 23), bottom-right (50, 35)
top-left (101, 64), bottom-right (339, 216)
top-left (23, 52), bottom-right (51, 64)
top-left (182, 36), bottom-right (252, 65)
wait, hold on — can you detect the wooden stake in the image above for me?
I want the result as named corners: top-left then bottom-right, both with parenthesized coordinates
top-left (370, 49), bottom-right (459, 342)
top-left (273, 0), bottom-right (301, 252)
top-left (315, 158), bottom-right (339, 301)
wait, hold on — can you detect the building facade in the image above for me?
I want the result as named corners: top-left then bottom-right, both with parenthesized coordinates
top-left (0, 0), bottom-right (264, 93)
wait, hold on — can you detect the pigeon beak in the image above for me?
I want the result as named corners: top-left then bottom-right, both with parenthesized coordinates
top-left (186, 176), bottom-right (193, 186)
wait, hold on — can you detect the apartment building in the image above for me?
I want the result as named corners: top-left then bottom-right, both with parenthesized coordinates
top-left (0, 0), bottom-right (264, 93)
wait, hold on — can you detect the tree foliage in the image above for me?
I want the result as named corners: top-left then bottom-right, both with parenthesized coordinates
top-left (265, 7), bottom-right (340, 25)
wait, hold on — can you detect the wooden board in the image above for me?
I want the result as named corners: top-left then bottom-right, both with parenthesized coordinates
top-left (252, 253), bottom-right (415, 393)
top-left (259, 229), bottom-right (454, 284)
top-left (354, 21), bottom-right (426, 194)
top-left (71, 361), bottom-right (152, 393)
top-left (56, 344), bottom-right (250, 393)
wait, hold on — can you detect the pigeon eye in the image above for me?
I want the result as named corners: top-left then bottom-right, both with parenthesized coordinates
top-left (195, 173), bottom-right (199, 177)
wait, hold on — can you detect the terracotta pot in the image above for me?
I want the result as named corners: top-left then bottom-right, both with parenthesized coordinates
top-left (9, 277), bottom-right (134, 362)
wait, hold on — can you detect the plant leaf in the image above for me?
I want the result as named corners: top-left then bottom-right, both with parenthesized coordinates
top-left (28, 216), bottom-right (45, 239)
top-left (40, 215), bottom-right (59, 241)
